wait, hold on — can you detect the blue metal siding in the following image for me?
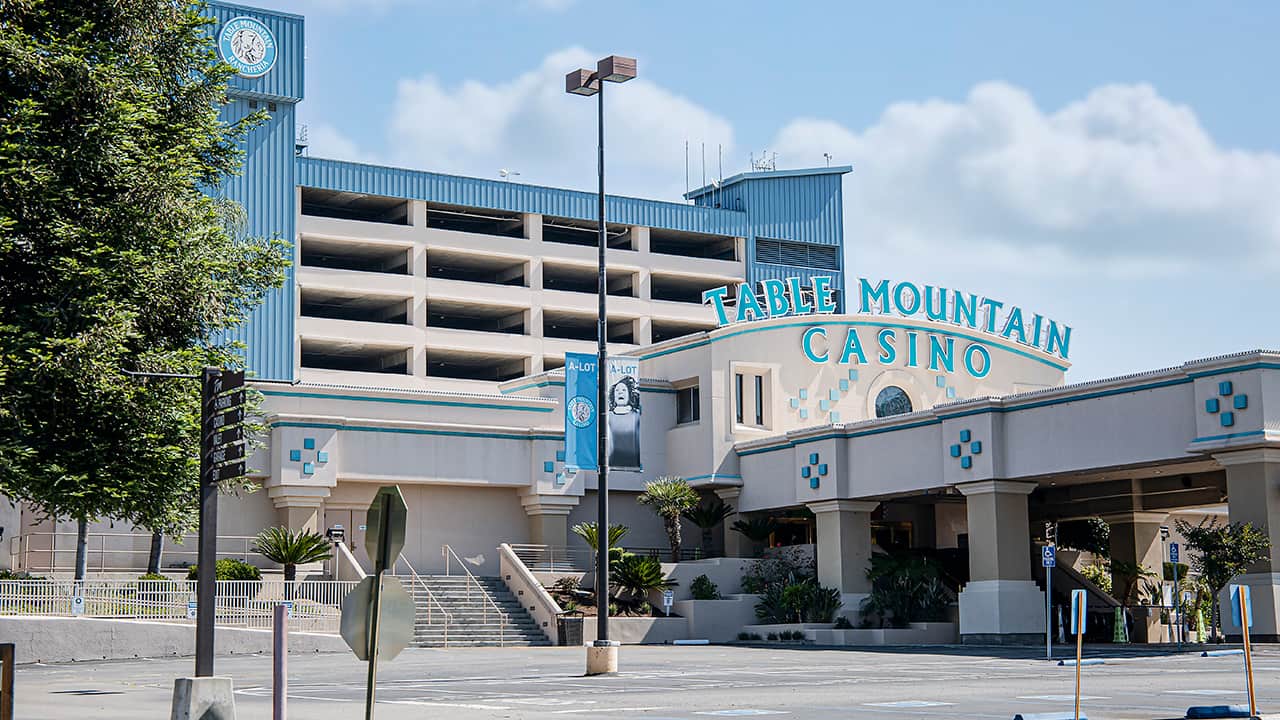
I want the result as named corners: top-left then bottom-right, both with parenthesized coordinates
top-left (219, 99), bottom-right (297, 380)
top-left (742, 173), bottom-right (844, 247)
top-left (296, 157), bottom-right (748, 236)
top-left (207, 2), bottom-right (305, 103)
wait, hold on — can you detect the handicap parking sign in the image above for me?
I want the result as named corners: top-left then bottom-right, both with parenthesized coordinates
top-left (1169, 543), bottom-right (1179, 563)
top-left (186, 600), bottom-right (197, 619)
top-left (1042, 545), bottom-right (1056, 568)
top-left (71, 595), bottom-right (85, 616)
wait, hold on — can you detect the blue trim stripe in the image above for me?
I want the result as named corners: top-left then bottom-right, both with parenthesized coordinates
top-left (1192, 429), bottom-right (1266, 443)
top-left (261, 389), bottom-right (554, 413)
top-left (272, 421), bottom-right (563, 442)
top-left (685, 473), bottom-right (743, 482)
top-left (637, 319), bottom-right (1070, 371)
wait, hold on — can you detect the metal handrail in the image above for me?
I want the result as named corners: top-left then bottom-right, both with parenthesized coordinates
top-left (17, 532), bottom-right (266, 573)
top-left (507, 544), bottom-right (593, 572)
top-left (442, 544), bottom-right (510, 647)
top-left (395, 554), bottom-right (452, 647)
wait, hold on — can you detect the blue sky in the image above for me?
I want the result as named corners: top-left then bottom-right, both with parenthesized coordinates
top-left (253, 0), bottom-right (1280, 382)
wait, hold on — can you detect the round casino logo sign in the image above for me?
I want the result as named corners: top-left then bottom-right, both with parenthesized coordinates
top-left (218, 16), bottom-right (277, 78)
top-left (567, 396), bottom-right (595, 428)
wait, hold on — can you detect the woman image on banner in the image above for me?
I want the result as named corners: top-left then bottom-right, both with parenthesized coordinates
top-left (606, 375), bottom-right (641, 470)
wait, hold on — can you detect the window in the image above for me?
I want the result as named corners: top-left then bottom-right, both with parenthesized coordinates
top-left (676, 384), bottom-right (700, 425)
top-left (735, 373), bottom-right (744, 424)
top-left (734, 368), bottom-right (771, 429)
top-left (874, 386), bottom-right (913, 418)
top-left (754, 375), bottom-right (764, 426)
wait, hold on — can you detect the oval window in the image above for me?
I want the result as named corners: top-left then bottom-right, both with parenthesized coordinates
top-left (874, 386), bottom-right (913, 418)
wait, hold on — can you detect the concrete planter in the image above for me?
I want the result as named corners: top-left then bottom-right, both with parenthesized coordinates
top-left (806, 622), bottom-right (958, 646)
top-left (674, 597), bottom-right (759, 643)
top-left (581, 616), bottom-right (689, 645)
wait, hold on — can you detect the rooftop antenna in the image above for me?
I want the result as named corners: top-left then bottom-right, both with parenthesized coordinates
top-left (680, 139), bottom-right (691, 198)
top-left (499, 169), bottom-right (520, 181)
top-left (701, 142), bottom-right (706, 196)
top-left (751, 150), bottom-right (776, 172)
top-left (717, 144), bottom-right (723, 208)
top-left (823, 152), bottom-right (832, 167)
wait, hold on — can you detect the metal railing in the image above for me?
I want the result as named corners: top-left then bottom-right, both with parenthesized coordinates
top-left (15, 532), bottom-right (267, 574)
top-left (508, 543), bottom-right (708, 571)
top-left (394, 554), bottom-right (452, 647)
top-left (508, 544), bottom-right (593, 572)
top-left (0, 579), bottom-right (356, 633)
top-left (442, 544), bottom-right (511, 647)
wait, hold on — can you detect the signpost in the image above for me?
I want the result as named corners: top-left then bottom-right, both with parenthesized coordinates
top-left (340, 485), bottom-right (412, 720)
top-left (1231, 584), bottom-right (1257, 717)
top-left (1169, 542), bottom-right (1182, 648)
top-left (196, 367), bottom-right (246, 677)
top-left (1043, 544), bottom-right (1055, 659)
top-left (662, 590), bottom-right (674, 617)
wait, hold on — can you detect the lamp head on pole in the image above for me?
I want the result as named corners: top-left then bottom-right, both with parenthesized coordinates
top-left (597, 55), bottom-right (636, 83)
top-left (565, 68), bottom-right (599, 96)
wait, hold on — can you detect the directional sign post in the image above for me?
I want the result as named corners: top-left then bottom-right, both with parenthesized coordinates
top-left (340, 485), bottom-right (410, 720)
top-left (196, 367), bottom-right (246, 678)
top-left (1231, 584), bottom-right (1257, 717)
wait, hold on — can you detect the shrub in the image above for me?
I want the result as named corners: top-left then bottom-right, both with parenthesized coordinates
top-left (186, 558), bottom-right (261, 582)
top-left (611, 553), bottom-right (675, 613)
top-left (766, 632), bottom-right (778, 641)
top-left (736, 632), bottom-right (763, 642)
top-left (137, 573), bottom-right (169, 582)
top-left (690, 574), bottom-right (721, 600)
top-left (0, 570), bottom-right (45, 580)
top-left (740, 554), bottom-right (814, 595)
top-left (860, 553), bottom-right (952, 628)
top-left (834, 616), bottom-right (854, 629)
top-left (1079, 559), bottom-right (1112, 594)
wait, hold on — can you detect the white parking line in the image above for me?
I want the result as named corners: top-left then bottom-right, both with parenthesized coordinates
top-left (552, 707), bottom-right (668, 714)
top-left (1165, 689), bottom-right (1241, 695)
top-left (863, 701), bottom-right (954, 708)
top-left (1018, 695), bottom-right (1109, 701)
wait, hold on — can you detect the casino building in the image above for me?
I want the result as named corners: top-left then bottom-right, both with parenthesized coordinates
top-left (7, 2), bottom-right (1279, 645)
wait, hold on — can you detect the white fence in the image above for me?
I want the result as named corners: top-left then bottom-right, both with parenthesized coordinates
top-left (0, 579), bottom-right (357, 634)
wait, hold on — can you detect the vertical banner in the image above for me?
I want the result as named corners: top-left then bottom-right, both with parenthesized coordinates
top-left (564, 353), bottom-right (598, 471)
top-left (605, 357), bottom-right (642, 472)
top-left (1070, 589), bottom-right (1087, 635)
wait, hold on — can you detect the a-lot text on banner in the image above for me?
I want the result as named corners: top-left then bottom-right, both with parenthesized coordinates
top-left (564, 352), bottom-right (598, 471)
top-left (606, 357), bottom-right (641, 472)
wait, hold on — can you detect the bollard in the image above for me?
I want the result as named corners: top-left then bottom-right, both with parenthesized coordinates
top-left (274, 604), bottom-right (288, 720)
top-left (1, 642), bottom-right (13, 720)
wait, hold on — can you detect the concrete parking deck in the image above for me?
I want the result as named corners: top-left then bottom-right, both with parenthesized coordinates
top-left (12, 644), bottom-right (1280, 719)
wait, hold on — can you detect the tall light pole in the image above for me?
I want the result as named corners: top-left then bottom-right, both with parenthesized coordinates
top-left (566, 55), bottom-right (636, 656)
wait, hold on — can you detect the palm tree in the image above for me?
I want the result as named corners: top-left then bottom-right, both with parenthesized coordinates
top-left (732, 516), bottom-right (777, 557)
top-left (571, 521), bottom-right (629, 598)
top-left (252, 527), bottom-right (333, 598)
top-left (682, 498), bottom-right (734, 558)
top-left (638, 476), bottom-right (701, 562)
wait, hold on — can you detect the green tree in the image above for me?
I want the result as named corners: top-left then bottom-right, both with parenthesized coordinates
top-left (571, 521), bottom-right (628, 597)
top-left (638, 476), bottom-right (700, 562)
top-left (732, 516), bottom-right (778, 557)
top-left (1055, 518), bottom-right (1110, 557)
top-left (682, 498), bottom-right (734, 558)
top-left (1175, 518), bottom-right (1271, 640)
top-left (0, 1), bottom-right (290, 579)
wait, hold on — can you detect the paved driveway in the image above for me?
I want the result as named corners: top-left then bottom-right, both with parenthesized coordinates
top-left (13, 644), bottom-right (1279, 719)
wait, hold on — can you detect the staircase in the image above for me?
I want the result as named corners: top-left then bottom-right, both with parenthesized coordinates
top-left (401, 574), bottom-right (552, 648)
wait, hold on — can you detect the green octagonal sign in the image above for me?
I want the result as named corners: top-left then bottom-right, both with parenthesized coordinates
top-left (364, 485), bottom-right (408, 571)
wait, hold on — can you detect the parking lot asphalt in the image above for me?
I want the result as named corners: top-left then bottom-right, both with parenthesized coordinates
top-left (13, 643), bottom-right (1280, 719)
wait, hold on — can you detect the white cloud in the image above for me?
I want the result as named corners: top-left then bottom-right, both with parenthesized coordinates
top-left (385, 48), bottom-right (734, 198)
top-left (303, 122), bottom-right (375, 164)
top-left (773, 82), bottom-right (1280, 281)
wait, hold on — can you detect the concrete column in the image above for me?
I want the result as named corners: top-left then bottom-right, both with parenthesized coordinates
top-left (632, 226), bottom-right (650, 254)
top-left (268, 486), bottom-right (329, 534)
top-left (636, 316), bottom-right (653, 346)
top-left (807, 500), bottom-right (877, 601)
top-left (520, 496), bottom-right (577, 548)
top-left (714, 488), bottom-right (745, 558)
top-left (524, 213), bottom-right (543, 242)
top-left (1219, 448), bottom-right (1280, 640)
top-left (956, 480), bottom-right (1044, 644)
top-left (276, 502), bottom-right (322, 533)
top-left (1104, 511), bottom-right (1167, 604)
